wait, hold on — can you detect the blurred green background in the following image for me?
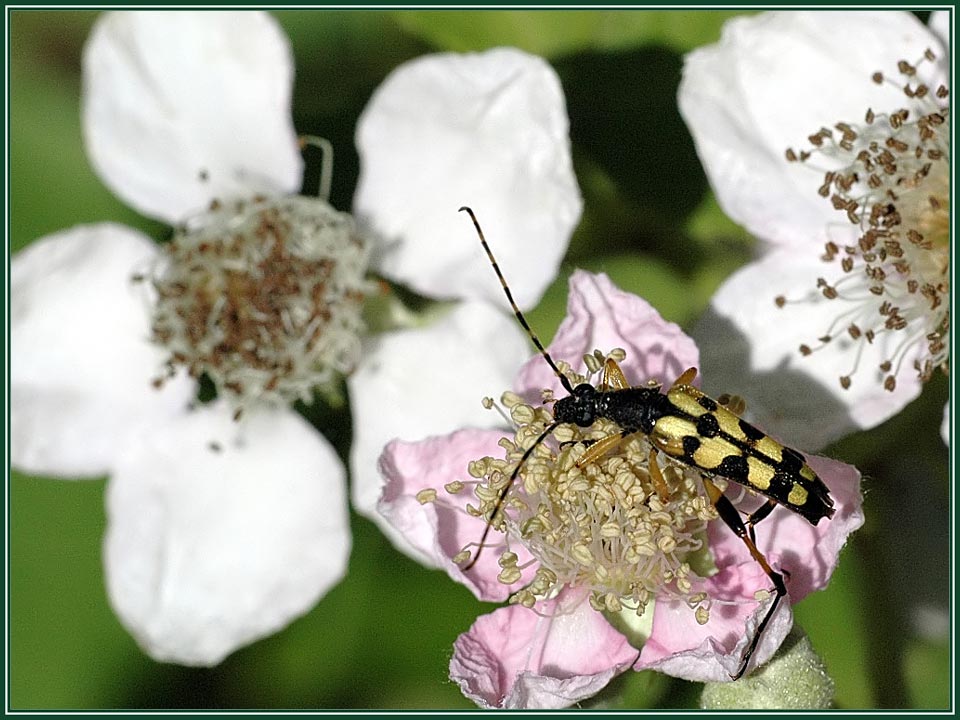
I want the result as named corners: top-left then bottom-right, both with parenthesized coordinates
top-left (9, 9), bottom-right (950, 710)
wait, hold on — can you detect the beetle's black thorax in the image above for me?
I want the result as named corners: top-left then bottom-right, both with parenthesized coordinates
top-left (597, 386), bottom-right (671, 433)
top-left (553, 384), bottom-right (669, 433)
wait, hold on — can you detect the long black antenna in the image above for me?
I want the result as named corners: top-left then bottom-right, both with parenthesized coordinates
top-left (461, 421), bottom-right (560, 571)
top-left (459, 206), bottom-right (574, 394)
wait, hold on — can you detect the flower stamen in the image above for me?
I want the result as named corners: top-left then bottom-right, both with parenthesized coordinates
top-left (147, 192), bottom-right (371, 410)
top-left (449, 354), bottom-right (721, 625)
top-left (781, 49), bottom-right (949, 391)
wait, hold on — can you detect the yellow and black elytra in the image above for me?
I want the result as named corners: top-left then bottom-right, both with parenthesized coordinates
top-left (561, 361), bottom-right (835, 527)
top-left (458, 206), bottom-right (835, 680)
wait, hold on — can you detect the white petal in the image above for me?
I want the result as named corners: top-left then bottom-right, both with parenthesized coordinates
top-left (104, 401), bottom-right (349, 666)
top-left (11, 224), bottom-right (195, 478)
top-left (354, 47), bottom-right (581, 310)
top-left (679, 11), bottom-right (943, 249)
top-left (694, 250), bottom-right (923, 450)
top-left (929, 11), bottom-right (951, 51)
top-left (349, 301), bottom-right (530, 549)
top-left (942, 401), bottom-right (950, 447)
top-left (82, 10), bottom-right (302, 224)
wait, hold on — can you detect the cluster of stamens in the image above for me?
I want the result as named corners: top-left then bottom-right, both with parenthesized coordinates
top-left (779, 49), bottom-right (949, 391)
top-left (426, 354), bottom-right (721, 624)
top-left (145, 194), bottom-right (370, 411)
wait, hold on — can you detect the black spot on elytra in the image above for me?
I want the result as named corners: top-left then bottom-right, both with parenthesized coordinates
top-left (697, 396), bottom-right (718, 412)
top-left (696, 413), bottom-right (720, 438)
top-left (779, 447), bottom-right (805, 473)
top-left (769, 472), bottom-right (794, 496)
top-left (717, 454), bottom-right (749, 482)
top-left (682, 435), bottom-right (702, 456)
top-left (739, 418), bottom-right (766, 442)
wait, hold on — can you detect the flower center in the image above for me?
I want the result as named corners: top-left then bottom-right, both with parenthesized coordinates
top-left (446, 356), bottom-right (720, 623)
top-left (779, 49), bottom-right (949, 391)
top-left (148, 194), bottom-right (370, 410)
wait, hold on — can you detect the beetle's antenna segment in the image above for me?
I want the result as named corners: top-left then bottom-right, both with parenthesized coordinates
top-left (461, 421), bottom-right (561, 571)
top-left (459, 206), bottom-right (574, 394)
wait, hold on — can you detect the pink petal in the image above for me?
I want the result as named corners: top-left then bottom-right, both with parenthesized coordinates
top-left (378, 430), bottom-right (534, 603)
top-left (450, 590), bottom-right (638, 709)
top-left (354, 47), bottom-right (581, 310)
top-left (82, 11), bottom-right (302, 224)
top-left (637, 454), bottom-right (861, 682)
top-left (12, 224), bottom-right (194, 478)
top-left (348, 300), bottom-right (530, 548)
top-left (105, 400), bottom-right (350, 665)
top-left (707, 454), bottom-right (864, 601)
top-left (516, 270), bottom-right (700, 398)
top-left (636, 561), bottom-right (792, 682)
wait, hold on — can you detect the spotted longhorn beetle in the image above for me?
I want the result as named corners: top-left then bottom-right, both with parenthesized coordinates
top-left (458, 206), bottom-right (835, 680)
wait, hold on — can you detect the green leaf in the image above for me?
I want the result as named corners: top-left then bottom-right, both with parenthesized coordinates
top-left (792, 549), bottom-right (872, 708)
top-left (9, 472), bottom-right (147, 708)
top-left (9, 11), bottom-right (158, 252)
top-left (393, 10), bottom-right (749, 57)
top-left (578, 254), bottom-right (700, 327)
top-left (903, 637), bottom-right (950, 709)
top-left (523, 267), bottom-right (571, 346)
top-left (205, 515), bottom-right (478, 708)
top-left (557, 46), bottom-right (706, 224)
top-left (684, 192), bottom-right (753, 248)
top-left (585, 668), bottom-right (672, 709)
top-left (701, 627), bottom-right (835, 709)
top-left (522, 255), bottom-right (700, 346)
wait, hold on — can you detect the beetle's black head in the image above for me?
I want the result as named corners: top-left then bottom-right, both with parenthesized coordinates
top-left (553, 383), bottom-right (599, 427)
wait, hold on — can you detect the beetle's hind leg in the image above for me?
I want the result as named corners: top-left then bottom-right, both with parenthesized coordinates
top-left (744, 498), bottom-right (778, 545)
top-left (702, 476), bottom-right (787, 680)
